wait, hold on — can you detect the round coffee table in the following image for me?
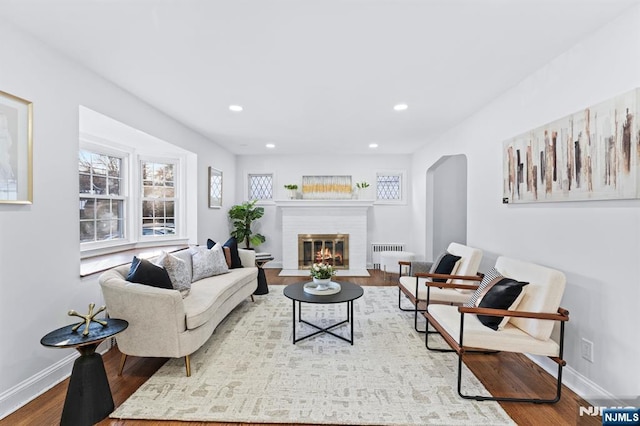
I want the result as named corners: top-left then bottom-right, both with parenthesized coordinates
top-left (283, 281), bottom-right (364, 345)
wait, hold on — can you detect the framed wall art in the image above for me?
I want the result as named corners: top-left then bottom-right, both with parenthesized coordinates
top-left (208, 167), bottom-right (222, 208)
top-left (503, 88), bottom-right (639, 203)
top-left (0, 90), bottom-right (33, 204)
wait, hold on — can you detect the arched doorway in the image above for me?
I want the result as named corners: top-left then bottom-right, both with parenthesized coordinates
top-left (425, 154), bottom-right (468, 260)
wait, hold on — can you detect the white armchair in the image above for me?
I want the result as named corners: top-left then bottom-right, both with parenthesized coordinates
top-left (424, 256), bottom-right (569, 403)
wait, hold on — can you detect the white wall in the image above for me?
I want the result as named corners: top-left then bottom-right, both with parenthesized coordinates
top-left (235, 154), bottom-right (413, 266)
top-left (411, 6), bottom-right (640, 401)
top-left (0, 19), bottom-right (236, 417)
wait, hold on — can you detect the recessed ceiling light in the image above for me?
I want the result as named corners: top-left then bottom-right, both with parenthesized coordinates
top-left (265, 143), bottom-right (275, 149)
top-left (229, 105), bottom-right (243, 112)
top-left (369, 143), bottom-right (378, 148)
top-left (393, 103), bottom-right (408, 111)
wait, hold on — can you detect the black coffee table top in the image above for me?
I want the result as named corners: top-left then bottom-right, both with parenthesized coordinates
top-left (40, 318), bottom-right (128, 349)
top-left (283, 281), bottom-right (364, 304)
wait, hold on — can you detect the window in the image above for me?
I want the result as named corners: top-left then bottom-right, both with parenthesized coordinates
top-left (377, 172), bottom-right (403, 202)
top-left (141, 160), bottom-right (176, 237)
top-left (79, 149), bottom-right (126, 243)
top-left (248, 173), bottom-right (273, 200)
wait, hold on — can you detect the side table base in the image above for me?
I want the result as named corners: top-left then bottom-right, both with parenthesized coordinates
top-left (61, 352), bottom-right (114, 426)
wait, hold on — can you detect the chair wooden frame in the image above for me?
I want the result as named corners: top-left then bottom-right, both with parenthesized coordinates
top-left (423, 278), bottom-right (570, 403)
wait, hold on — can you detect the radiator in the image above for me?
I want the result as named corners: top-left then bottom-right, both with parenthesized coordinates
top-left (370, 243), bottom-right (405, 269)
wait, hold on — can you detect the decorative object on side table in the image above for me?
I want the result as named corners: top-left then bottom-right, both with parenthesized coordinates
top-left (68, 303), bottom-right (107, 336)
top-left (41, 313), bottom-right (128, 426)
top-left (305, 262), bottom-right (341, 294)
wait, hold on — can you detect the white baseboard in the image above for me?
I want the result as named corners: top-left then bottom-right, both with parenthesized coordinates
top-left (0, 352), bottom-right (77, 420)
top-left (527, 354), bottom-right (620, 405)
top-left (0, 341), bottom-right (111, 420)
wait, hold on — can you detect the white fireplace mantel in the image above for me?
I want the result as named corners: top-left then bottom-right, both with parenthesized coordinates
top-left (275, 199), bottom-right (374, 208)
top-left (278, 199), bottom-right (372, 277)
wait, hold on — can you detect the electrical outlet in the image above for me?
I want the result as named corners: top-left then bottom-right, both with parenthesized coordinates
top-left (581, 338), bottom-right (594, 362)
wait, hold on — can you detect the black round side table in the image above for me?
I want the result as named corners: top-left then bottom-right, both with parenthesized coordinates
top-left (40, 318), bottom-right (128, 426)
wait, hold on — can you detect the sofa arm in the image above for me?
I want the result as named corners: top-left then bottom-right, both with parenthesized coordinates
top-left (98, 269), bottom-right (187, 358)
top-left (238, 248), bottom-right (256, 267)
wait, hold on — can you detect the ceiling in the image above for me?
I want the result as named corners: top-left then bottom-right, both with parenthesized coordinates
top-left (1, 0), bottom-right (638, 155)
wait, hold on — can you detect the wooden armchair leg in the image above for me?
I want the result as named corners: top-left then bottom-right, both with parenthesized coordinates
top-left (185, 354), bottom-right (191, 377)
top-left (251, 294), bottom-right (255, 302)
top-left (118, 353), bottom-right (127, 376)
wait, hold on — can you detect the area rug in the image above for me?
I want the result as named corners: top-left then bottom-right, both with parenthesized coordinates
top-left (111, 286), bottom-right (515, 425)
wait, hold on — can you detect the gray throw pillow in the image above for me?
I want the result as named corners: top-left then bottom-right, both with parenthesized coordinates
top-left (156, 251), bottom-right (191, 297)
top-left (464, 267), bottom-right (503, 307)
top-left (190, 244), bottom-right (229, 281)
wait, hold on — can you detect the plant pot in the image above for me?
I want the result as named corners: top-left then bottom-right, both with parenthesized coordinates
top-left (312, 277), bottom-right (332, 290)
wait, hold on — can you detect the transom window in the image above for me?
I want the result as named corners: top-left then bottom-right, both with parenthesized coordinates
top-left (248, 173), bottom-right (273, 200)
top-left (377, 173), bottom-right (403, 202)
top-left (141, 161), bottom-right (176, 236)
top-left (79, 150), bottom-right (126, 243)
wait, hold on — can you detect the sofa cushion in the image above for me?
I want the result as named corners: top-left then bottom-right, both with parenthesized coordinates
top-left (208, 238), bottom-right (238, 268)
top-left (126, 256), bottom-right (173, 289)
top-left (475, 277), bottom-right (528, 330)
top-left (190, 244), bottom-right (229, 281)
top-left (156, 251), bottom-right (191, 297)
top-left (183, 267), bottom-right (258, 330)
top-left (224, 237), bottom-right (243, 269)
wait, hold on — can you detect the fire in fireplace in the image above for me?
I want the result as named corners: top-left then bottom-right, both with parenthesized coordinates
top-left (298, 234), bottom-right (349, 269)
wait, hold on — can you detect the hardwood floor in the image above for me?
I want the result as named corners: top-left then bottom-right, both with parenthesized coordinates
top-left (1, 269), bottom-right (597, 426)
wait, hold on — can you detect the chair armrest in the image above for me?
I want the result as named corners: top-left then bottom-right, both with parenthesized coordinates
top-left (399, 260), bottom-right (412, 266)
top-left (418, 273), bottom-right (483, 291)
top-left (458, 306), bottom-right (570, 321)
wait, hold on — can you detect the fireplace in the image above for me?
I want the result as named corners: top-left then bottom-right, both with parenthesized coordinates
top-left (298, 234), bottom-right (349, 269)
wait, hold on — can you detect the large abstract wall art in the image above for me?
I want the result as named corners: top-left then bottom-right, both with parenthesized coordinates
top-left (503, 88), bottom-right (639, 203)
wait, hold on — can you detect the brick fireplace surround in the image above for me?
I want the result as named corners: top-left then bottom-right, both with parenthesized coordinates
top-left (277, 200), bottom-right (372, 276)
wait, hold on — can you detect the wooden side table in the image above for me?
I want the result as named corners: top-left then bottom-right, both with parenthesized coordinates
top-left (40, 318), bottom-right (128, 426)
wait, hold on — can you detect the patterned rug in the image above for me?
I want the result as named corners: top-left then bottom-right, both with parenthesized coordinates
top-left (111, 285), bottom-right (515, 425)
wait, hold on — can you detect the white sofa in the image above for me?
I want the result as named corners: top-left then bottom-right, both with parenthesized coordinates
top-left (98, 248), bottom-right (258, 376)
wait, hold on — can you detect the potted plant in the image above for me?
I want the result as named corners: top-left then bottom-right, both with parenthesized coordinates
top-left (228, 200), bottom-right (266, 249)
top-left (310, 262), bottom-right (336, 290)
top-left (354, 181), bottom-right (370, 199)
top-left (284, 184), bottom-right (298, 199)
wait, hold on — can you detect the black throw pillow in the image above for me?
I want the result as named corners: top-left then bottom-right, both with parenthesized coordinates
top-left (431, 253), bottom-right (462, 283)
top-left (224, 237), bottom-right (243, 269)
top-left (126, 256), bottom-right (173, 289)
top-left (476, 278), bottom-right (529, 330)
top-left (207, 238), bottom-right (216, 249)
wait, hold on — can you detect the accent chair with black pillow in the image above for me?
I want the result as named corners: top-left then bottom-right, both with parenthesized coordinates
top-left (397, 242), bottom-right (483, 332)
top-left (424, 256), bottom-right (569, 403)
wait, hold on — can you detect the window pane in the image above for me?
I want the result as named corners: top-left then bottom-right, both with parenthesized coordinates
top-left (377, 174), bottom-right (401, 200)
top-left (80, 221), bottom-right (95, 242)
top-left (108, 177), bottom-right (121, 196)
top-left (142, 200), bottom-right (155, 218)
top-left (79, 198), bottom-right (95, 220)
top-left (79, 174), bottom-right (92, 193)
top-left (107, 157), bottom-right (121, 177)
top-left (249, 174), bottom-right (273, 200)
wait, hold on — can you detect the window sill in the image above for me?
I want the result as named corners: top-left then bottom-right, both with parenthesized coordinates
top-left (80, 244), bottom-right (189, 277)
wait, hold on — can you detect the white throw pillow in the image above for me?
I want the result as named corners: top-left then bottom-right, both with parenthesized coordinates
top-left (190, 244), bottom-right (229, 282)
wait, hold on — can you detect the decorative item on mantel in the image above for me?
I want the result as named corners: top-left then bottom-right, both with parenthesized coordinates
top-left (284, 184), bottom-right (298, 199)
top-left (304, 262), bottom-right (341, 295)
top-left (302, 175), bottom-right (352, 199)
top-left (354, 181), bottom-right (370, 199)
top-left (68, 303), bottom-right (108, 336)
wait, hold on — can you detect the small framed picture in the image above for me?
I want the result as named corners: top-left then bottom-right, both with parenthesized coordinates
top-left (208, 167), bottom-right (222, 208)
top-left (0, 90), bottom-right (33, 204)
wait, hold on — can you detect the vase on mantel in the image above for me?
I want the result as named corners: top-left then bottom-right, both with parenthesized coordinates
top-left (312, 277), bottom-right (331, 290)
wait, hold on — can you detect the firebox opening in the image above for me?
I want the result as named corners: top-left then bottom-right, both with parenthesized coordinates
top-left (298, 234), bottom-right (349, 269)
